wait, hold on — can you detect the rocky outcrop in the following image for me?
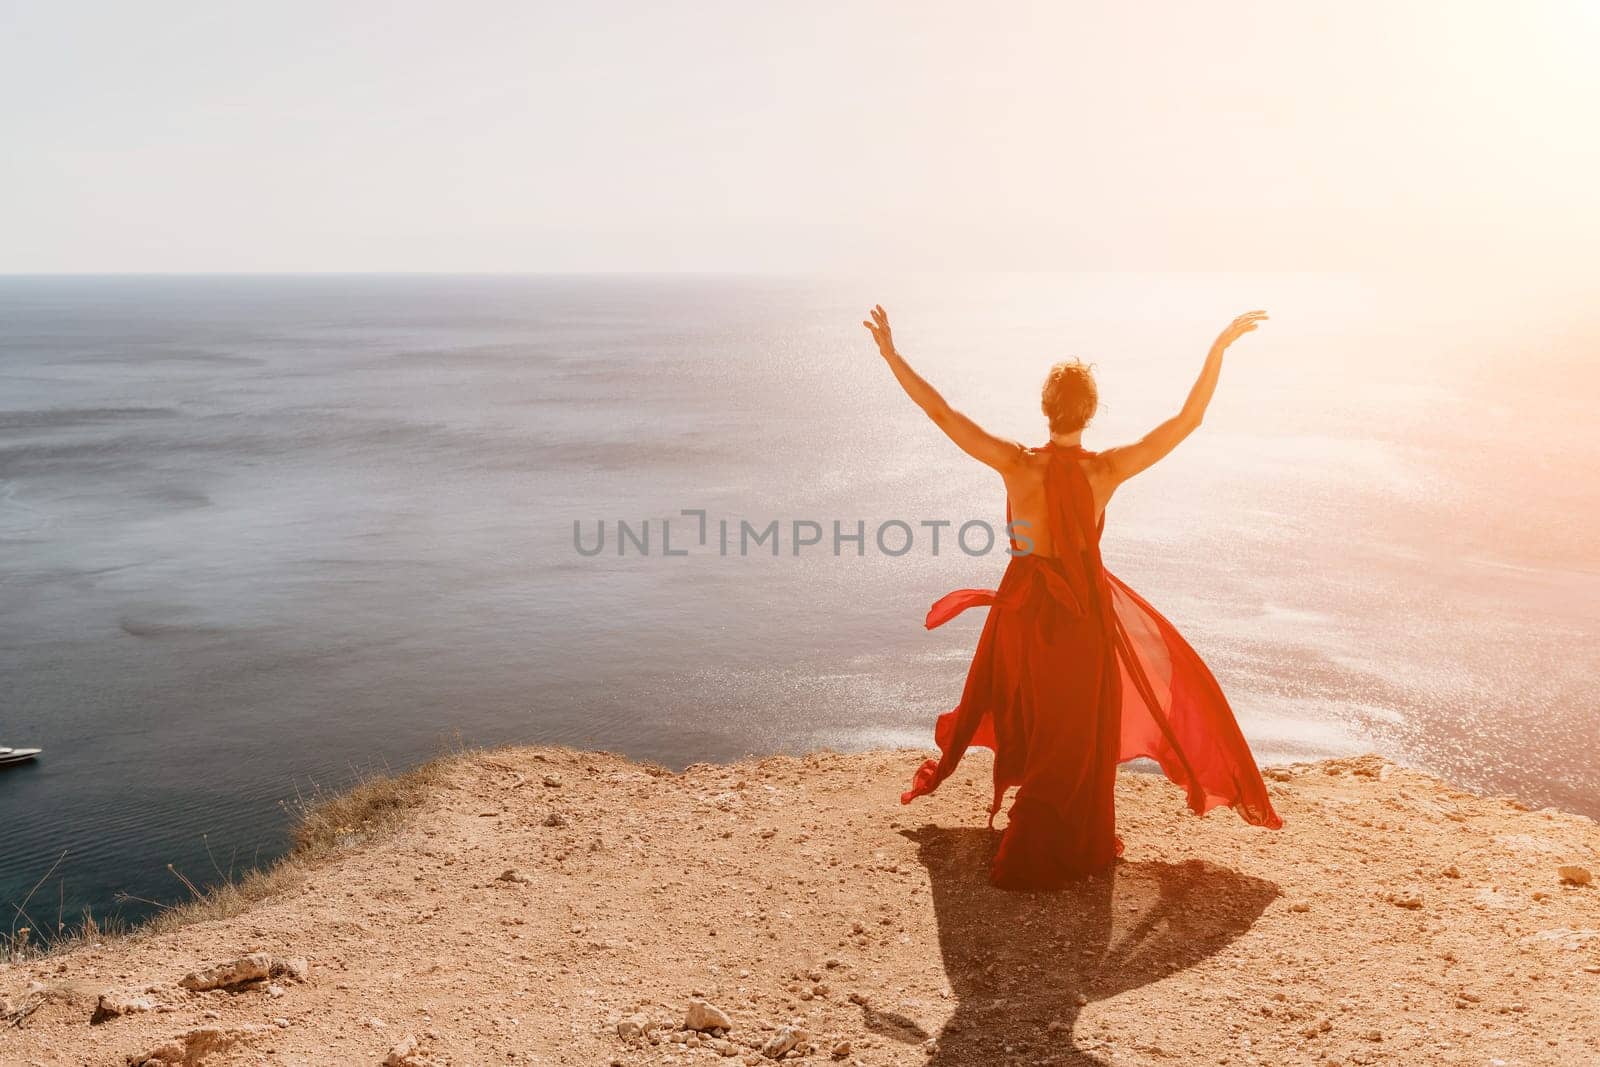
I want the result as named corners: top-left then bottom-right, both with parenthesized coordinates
top-left (0, 746), bottom-right (1594, 1067)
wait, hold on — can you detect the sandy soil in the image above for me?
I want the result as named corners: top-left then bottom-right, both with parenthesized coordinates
top-left (2, 747), bottom-right (1597, 1066)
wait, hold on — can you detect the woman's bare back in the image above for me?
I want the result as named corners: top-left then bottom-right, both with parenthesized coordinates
top-left (1002, 449), bottom-right (1112, 558)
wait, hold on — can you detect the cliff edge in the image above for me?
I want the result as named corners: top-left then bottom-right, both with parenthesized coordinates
top-left (2, 747), bottom-right (1596, 1066)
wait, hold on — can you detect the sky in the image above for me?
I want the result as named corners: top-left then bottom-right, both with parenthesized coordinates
top-left (3, 0), bottom-right (1599, 273)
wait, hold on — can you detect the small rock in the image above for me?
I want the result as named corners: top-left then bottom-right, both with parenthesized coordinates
top-left (761, 1025), bottom-right (807, 1059)
top-left (266, 984), bottom-right (285, 998)
top-left (542, 774), bottom-right (563, 788)
top-left (497, 869), bottom-right (531, 884)
top-left (617, 1011), bottom-right (652, 1040)
top-left (385, 1032), bottom-right (444, 1067)
top-left (270, 956), bottom-right (311, 982)
top-left (1384, 888), bottom-right (1424, 910)
top-left (830, 1040), bottom-right (852, 1059)
top-left (367, 1017), bottom-right (387, 1029)
top-left (685, 998), bottom-right (734, 1032)
top-left (1288, 901), bottom-right (1311, 913)
top-left (1558, 865), bottom-right (1593, 886)
top-left (543, 812), bottom-right (569, 827)
top-left (178, 953), bottom-right (273, 992)
top-left (91, 991), bottom-right (155, 1025)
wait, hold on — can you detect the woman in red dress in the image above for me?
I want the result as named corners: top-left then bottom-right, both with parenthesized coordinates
top-left (864, 305), bottom-right (1283, 890)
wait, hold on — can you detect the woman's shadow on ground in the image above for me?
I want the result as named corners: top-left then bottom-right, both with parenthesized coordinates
top-left (869, 826), bottom-right (1279, 1065)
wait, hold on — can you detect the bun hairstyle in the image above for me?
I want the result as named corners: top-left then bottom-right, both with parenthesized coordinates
top-left (1041, 359), bottom-right (1098, 435)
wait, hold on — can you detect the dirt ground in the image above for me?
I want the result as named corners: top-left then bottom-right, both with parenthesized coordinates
top-left (2, 746), bottom-right (1597, 1066)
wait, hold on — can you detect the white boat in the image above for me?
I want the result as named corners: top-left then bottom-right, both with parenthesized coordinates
top-left (0, 747), bottom-right (41, 766)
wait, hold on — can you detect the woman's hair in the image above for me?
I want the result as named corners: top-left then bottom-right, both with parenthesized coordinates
top-left (1041, 359), bottom-right (1098, 435)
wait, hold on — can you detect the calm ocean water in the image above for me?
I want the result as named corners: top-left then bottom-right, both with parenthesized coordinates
top-left (2, 274), bottom-right (1596, 927)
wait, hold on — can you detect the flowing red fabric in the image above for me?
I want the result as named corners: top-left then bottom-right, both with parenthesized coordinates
top-left (901, 442), bottom-right (1283, 889)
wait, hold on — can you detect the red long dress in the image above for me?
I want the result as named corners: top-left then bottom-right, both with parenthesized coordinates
top-left (901, 442), bottom-right (1283, 889)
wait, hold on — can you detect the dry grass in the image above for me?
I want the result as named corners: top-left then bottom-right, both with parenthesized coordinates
top-left (289, 754), bottom-right (453, 858)
top-left (2, 751), bottom-right (460, 964)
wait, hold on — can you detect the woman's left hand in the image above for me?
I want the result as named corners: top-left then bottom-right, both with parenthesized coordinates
top-left (863, 304), bottom-right (897, 359)
top-left (1212, 310), bottom-right (1268, 353)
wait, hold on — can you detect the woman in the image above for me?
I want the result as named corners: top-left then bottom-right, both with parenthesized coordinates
top-left (864, 305), bottom-right (1283, 890)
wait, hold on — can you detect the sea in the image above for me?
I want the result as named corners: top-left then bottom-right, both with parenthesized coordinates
top-left (2, 273), bottom-right (1596, 929)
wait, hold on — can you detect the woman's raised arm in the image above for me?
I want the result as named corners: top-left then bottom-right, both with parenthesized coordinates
top-left (1098, 310), bottom-right (1268, 487)
top-left (863, 304), bottom-right (1025, 474)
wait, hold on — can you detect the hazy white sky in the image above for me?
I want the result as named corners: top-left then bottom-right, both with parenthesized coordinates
top-left (3, 1), bottom-right (1598, 272)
